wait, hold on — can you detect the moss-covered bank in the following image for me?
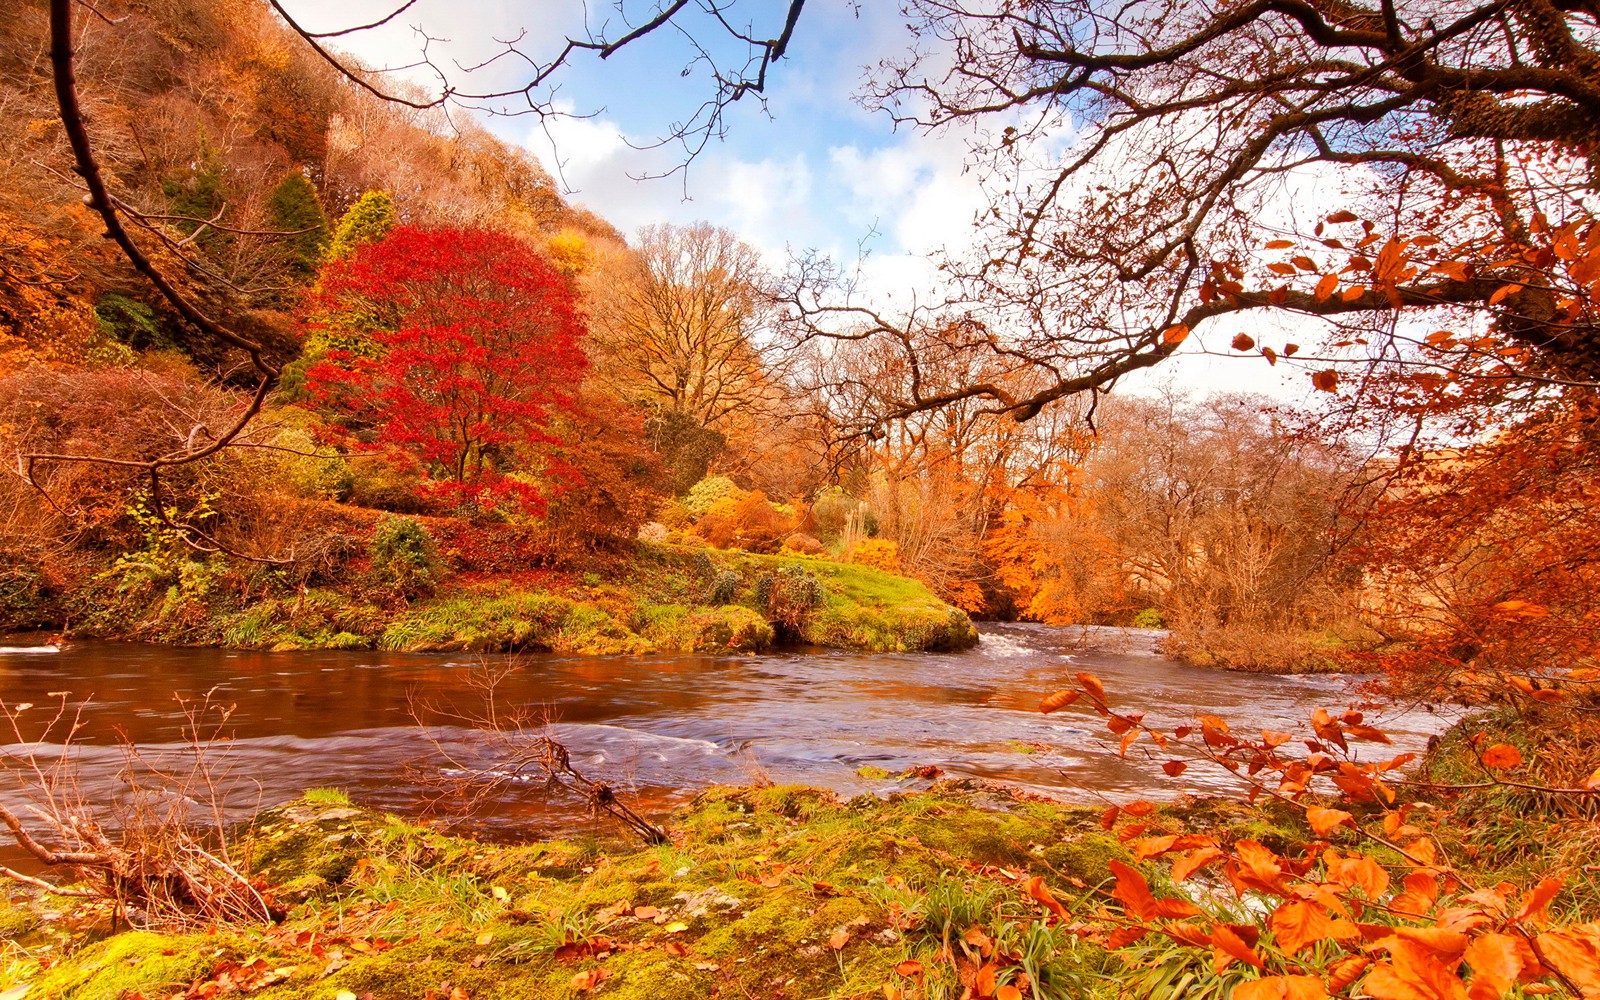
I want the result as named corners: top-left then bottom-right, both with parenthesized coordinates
top-left (4, 785), bottom-right (1140, 1000)
top-left (60, 541), bottom-right (978, 656)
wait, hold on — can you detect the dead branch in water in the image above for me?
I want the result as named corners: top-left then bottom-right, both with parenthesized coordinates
top-left (409, 666), bottom-right (669, 846)
top-left (0, 694), bottom-right (279, 927)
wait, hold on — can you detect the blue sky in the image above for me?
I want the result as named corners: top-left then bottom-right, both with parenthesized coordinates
top-left (278, 0), bottom-right (1313, 403)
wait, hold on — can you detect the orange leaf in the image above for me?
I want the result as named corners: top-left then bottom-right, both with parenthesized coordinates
top-left (1212, 923), bottom-right (1266, 971)
top-left (1265, 239), bottom-right (1295, 249)
top-left (1162, 324), bottom-right (1190, 345)
top-left (1327, 210), bottom-right (1359, 223)
top-left (1172, 846), bottom-right (1225, 882)
top-left (1365, 940), bottom-right (1469, 1000)
top-left (1163, 759), bottom-right (1188, 777)
top-left (1234, 976), bottom-right (1328, 1000)
top-left (1517, 877), bottom-right (1565, 923)
top-left (1022, 876), bottom-right (1069, 920)
top-left (1109, 860), bottom-right (1159, 920)
top-left (1233, 333), bottom-right (1256, 351)
top-left (1234, 840), bottom-right (1289, 894)
top-left (1463, 933), bottom-right (1521, 1000)
top-left (1325, 852), bottom-right (1389, 897)
top-left (1535, 926), bottom-right (1600, 999)
top-left (1311, 369), bottom-right (1340, 393)
top-left (1327, 955), bottom-right (1371, 992)
top-left (996, 986), bottom-right (1022, 1000)
top-left (1270, 900), bottom-right (1332, 956)
top-left (975, 962), bottom-right (998, 996)
top-left (829, 929), bottom-right (850, 950)
top-left (1133, 836), bottom-right (1180, 861)
top-left (1314, 273), bottom-right (1340, 301)
top-left (1306, 807), bottom-right (1354, 837)
top-left (1481, 745), bottom-right (1522, 769)
top-left (894, 960), bottom-right (924, 977)
top-left (1039, 689), bottom-right (1081, 713)
top-left (1076, 672), bottom-right (1107, 701)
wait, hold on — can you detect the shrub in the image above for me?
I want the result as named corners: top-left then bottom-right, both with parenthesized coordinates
top-left (368, 515), bottom-right (439, 599)
top-left (705, 569), bottom-right (740, 605)
top-left (1132, 608), bottom-right (1165, 629)
top-left (757, 564), bottom-right (827, 638)
top-left (848, 538), bottom-right (902, 574)
top-left (695, 491), bottom-right (798, 553)
top-left (683, 475), bottom-right (741, 518)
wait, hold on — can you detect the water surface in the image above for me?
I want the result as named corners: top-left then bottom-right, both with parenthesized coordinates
top-left (0, 624), bottom-right (1447, 848)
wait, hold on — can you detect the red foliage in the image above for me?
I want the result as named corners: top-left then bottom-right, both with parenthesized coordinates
top-left (304, 226), bottom-right (588, 515)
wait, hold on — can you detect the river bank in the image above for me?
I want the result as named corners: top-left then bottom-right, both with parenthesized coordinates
top-left (7, 708), bottom-right (1589, 1000)
top-left (17, 535), bottom-right (977, 656)
top-left (0, 783), bottom-right (1298, 1000)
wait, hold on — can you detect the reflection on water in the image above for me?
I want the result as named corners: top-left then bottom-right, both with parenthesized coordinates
top-left (0, 624), bottom-right (1449, 847)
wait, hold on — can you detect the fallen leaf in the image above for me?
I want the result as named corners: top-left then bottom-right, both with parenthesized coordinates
top-left (829, 930), bottom-right (850, 950)
top-left (633, 905), bottom-right (661, 920)
top-left (475, 932), bottom-right (494, 946)
top-left (1481, 744), bottom-right (1523, 769)
top-left (894, 960), bottom-right (924, 977)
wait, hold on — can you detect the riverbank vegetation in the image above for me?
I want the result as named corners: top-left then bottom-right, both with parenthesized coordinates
top-left (0, 0), bottom-right (1524, 670)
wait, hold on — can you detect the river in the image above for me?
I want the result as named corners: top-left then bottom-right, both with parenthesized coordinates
top-left (0, 623), bottom-right (1448, 851)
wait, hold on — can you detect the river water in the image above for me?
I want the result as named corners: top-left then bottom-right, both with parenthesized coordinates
top-left (0, 624), bottom-right (1448, 850)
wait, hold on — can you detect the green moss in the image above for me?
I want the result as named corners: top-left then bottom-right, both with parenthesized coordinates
top-left (26, 931), bottom-right (239, 999)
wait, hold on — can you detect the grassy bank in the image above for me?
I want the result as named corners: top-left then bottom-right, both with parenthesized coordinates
top-left (58, 538), bottom-right (978, 656)
top-left (6, 708), bottom-right (1598, 1000)
top-left (0, 784), bottom-right (1294, 1000)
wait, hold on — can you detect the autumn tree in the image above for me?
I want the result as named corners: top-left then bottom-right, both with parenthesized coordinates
top-left (589, 222), bottom-right (775, 428)
top-left (304, 225), bottom-right (587, 514)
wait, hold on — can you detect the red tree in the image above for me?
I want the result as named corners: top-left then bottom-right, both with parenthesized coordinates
top-left (304, 226), bottom-right (588, 514)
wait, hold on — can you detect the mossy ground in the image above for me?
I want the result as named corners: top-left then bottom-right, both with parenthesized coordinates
top-left (66, 541), bottom-right (977, 656)
top-left (8, 713), bottom-right (1597, 1000)
top-left (5, 785), bottom-right (1127, 1000)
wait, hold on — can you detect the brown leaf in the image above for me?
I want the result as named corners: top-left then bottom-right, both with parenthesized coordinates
top-left (1517, 877), bottom-right (1564, 923)
top-left (1212, 923), bottom-right (1266, 971)
top-left (1312, 369), bottom-right (1340, 392)
top-left (1306, 806), bottom-right (1354, 837)
top-left (1163, 759), bottom-right (1188, 777)
top-left (1172, 846), bottom-right (1224, 882)
top-left (1234, 976), bottom-right (1328, 1000)
top-left (1039, 689), bottom-right (1081, 713)
top-left (1463, 932), bottom-right (1521, 1000)
top-left (1233, 333), bottom-right (1256, 351)
top-left (1023, 875), bottom-right (1069, 920)
top-left (1535, 925), bottom-right (1600, 999)
top-left (1481, 745), bottom-right (1522, 769)
top-left (1076, 672), bottom-right (1107, 701)
top-left (1270, 901), bottom-right (1332, 956)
